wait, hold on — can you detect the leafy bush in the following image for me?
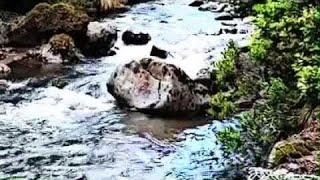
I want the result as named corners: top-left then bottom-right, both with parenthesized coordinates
top-left (211, 0), bottom-right (320, 168)
top-left (249, 36), bottom-right (272, 62)
top-left (214, 40), bottom-right (240, 90)
top-left (217, 127), bottom-right (243, 151)
top-left (252, 0), bottom-right (320, 98)
top-left (208, 91), bottom-right (236, 120)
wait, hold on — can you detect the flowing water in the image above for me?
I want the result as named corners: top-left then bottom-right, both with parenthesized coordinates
top-left (0, 0), bottom-right (251, 179)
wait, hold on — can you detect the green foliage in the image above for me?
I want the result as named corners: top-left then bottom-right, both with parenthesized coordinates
top-left (208, 91), bottom-right (236, 120)
top-left (209, 0), bottom-right (320, 170)
top-left (234, 72), bottom-right (261, 97)
top-left (249, 35), bottom-right (272, 62)
top-left (214, 40), bottom-right (240, 90)
top-left (296, 66), bottom-right (320, 101)
top-left (217, 127), bottom-right (243, 151)
top-left (264, 78), bottom-right (288, 106)
top-left (217, 78), bottom-right (300, 164)
top-left (318, 151), bottom-right (320, 176)
top-left (251, 0), bottom-right (320, 100)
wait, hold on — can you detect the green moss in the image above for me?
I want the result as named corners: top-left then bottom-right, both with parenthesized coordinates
top-left (49, 33), bottom-right (75, 54)
top-left (47, 33), bottom-right (81, 63)
top-left (8, 2), bottom-right (89, 46)
top-left (48, 0), bottom-right (97, 11)
top-left (270, 140), bottom-right (311, 167)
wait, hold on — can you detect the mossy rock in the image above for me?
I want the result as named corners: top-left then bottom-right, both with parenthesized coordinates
top-left (41, 33), bottom-right (82, 63)
top-left (49, 34), bottom-right (75, 56)
top-left (268, 121), bottom-right (320, 169)
top-left (268, 140), bottom-right (311, 167)
top-left (7, 2), bottom-right (89, 46)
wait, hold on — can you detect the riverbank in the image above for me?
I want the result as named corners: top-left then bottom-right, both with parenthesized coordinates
top-left (211, 0), bottom-right (320, 178)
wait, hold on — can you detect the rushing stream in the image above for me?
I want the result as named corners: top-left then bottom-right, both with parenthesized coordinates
top-left (0, 0), bottom-right (251, 179)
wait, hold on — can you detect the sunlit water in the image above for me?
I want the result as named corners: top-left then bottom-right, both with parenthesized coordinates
top-left (0, 0), bottom-right (251, 179)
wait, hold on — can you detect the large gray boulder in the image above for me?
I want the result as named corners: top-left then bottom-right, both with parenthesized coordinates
top-left (107, 58), bottom-right (209, 113)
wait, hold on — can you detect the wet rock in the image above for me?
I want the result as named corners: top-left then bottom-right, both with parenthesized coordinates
top-left (40, 34), bottom-right (83, 64)
top-left (7, 3), bottom-right (89, 46)
top-left (239, 29), bottom-right (248, 34)
top-left (268, 120), bottom-right (320, 174)
top-left (214, 3), bottom-right (228, 13)
top-left (160, 20), bottom-right (168, 23)
top-left (189, 0), bottom-right (204, 7)
top-left (0, 51), bottom-right (6, 60)
top-left (235, 96), bottom-right (254, 109)
top-left (198, 2), bottom-right (218, 11)
top-left (0, 63), bottom-right (11, 78)
top-left (6, 50), bottom-right (45, 71)
top-left (1, 47), bottom-right (68, 81)
top-left (83, 22), bottom-right (117, 57)
top-left (27, 77), bottom-right (52, 88)
top-left (212, 29), bottom-right (223, 36)
top-left (107, 58), bottom-right (209, 113)
top-left (224, 28), bottom-right (238, 34)
top-left (122, 30), bottom-right (151, 45)
top-left (221, 22), bottom-right (237, 27)
top-left (0, 79), bottom-right (9, 92)
top-left (194, 77), bottom-right (217, 94)
top-left (150, 45), bottom-right (168, 59)
top-left (215, 13), bottom-right (233, 20)
top-left (0, 21), bottom-right (11, 45)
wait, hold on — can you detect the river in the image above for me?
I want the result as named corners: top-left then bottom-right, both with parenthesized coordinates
top-left (0, 0), bottom-right (251, 179)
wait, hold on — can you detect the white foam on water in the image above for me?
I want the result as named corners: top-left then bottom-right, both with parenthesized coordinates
top-left (0, 87), bottom-right (114, 128)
